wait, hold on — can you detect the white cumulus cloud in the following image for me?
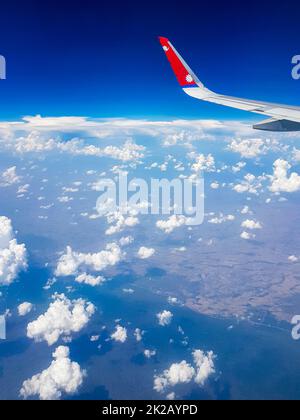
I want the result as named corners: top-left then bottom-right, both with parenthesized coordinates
top-left (241, 219), bottom-right (262, 230)
top-left (154, 361), bottom-right (195, 393)
top-left (190, 153), bottom-right (215, 173)
top-left (233, 173), bottom-right (264, 195)
top-left (55, 243), bottom-right (124, 277)
top-left (20, 346), bottom-right (85, 400)
top-left (157, 310), bottom-right (173, 327)
top-left (228, 138), bottom-right (268, 158)
top-left (154, 350), bottom-right (216, 394)
top-left (144, 349), bottom-right (156, 359)
top-left (75, 273), bottom-right (106, 287)
top-left (269, 159), bottom-right (300, 193)
top-left (18, 302), bottom-right (33, 317)
top-left (27, 293), bottom-right (95, 346)
top-left (193, 350), bottom-right (216, 386)
top-left (156, 215), bottom-right (187, 234)
top-left (0, 216), bottom-right (27, 286)
top-left (138, 247), bottom-right (155, 259)
top-left (0, 166), bottom-right (21, 186)
top-left (111, 325), bottom-right (127, 343)
top-left (134, 328), bottom-right (144, 342)
top-left (240, 231), bottom-right (256, 240)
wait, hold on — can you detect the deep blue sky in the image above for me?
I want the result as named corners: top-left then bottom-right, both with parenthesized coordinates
top-left (0, 0), bottom-right (300, 120)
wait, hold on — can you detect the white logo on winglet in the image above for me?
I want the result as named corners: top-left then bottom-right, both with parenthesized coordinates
top-left (163, 46), bottom-right (169, 52)
top-left (186, 74), bottom-right (193, 83)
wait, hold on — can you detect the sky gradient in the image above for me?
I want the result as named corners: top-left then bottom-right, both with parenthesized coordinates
top-left (0, 0), bottom-right (300, 119)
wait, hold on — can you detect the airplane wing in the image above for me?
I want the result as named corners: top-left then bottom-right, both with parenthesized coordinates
top-left (159, 36), bottom-right (300, 132)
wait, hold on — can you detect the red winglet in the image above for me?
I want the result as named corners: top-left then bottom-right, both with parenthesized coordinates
top-left (159, 37), bottom-right (198, 87)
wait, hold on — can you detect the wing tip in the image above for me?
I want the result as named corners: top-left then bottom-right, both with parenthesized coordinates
top-left (158, 36), bottom-right (169, 45)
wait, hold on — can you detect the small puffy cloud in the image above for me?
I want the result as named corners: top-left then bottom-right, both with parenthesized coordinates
top-left (233, 173), bottom-right (263, 195)
top-left (233, 174), bottom-right (263, 195)
top-left (154, 361), bottom-right (195, 393)
top-left (111, 325), bottom-right (127, 343)
top-left (208, 214), bottom-right (235, 224)
top-left (168, 297), bottom-right (179, 305)
top-left (154, 350), bottom-right (216, 394)
top-left (144, 349), bottom-right (156, 359)
top-left (20, 346), bottom-right (85, 400)
top-left (27, 294), bottom-right (95, 346)
top-left (0, 166), bottom-right (21, 186)
top-left (193, 350), bottom-right (216, 386)
top-left (134, 328), bottom-right (144, 342)
top-left (90, 335), bottom-right (100, 342)
top-left (105, 211), bottom-right (139, 236)
top-left (119, 236), bottom-right (134, 247)
top-left (138, 247), bottom-right (155, 259)
top-left (55, 243), bottom-right (124, 277)
top-left (228, 138), bottom-right (267, 158)
top-left (166, 392), bottom-right (176, 400)
top-left (57, 196), bottom-right (73, 204)
top-left (232, 162), bottom-right (246, 173)
top-left (17, 184), bottom-right (30, 195)
top-left (75, 273), bottom-right (106, 287)
top-left (99, 140), bottom-right (145, 162)
top-left (123, 288), bottom-right (135, 294)
top-left (288, 255), bottom-right (299, 263)
top-left (241, 219), bottom-right (262, 230)
top-left (156, 215), bottom-right (187, 234)
top-left (154, 363), bottom-right (189, 393)
top-left (0, 216), bottom-right (27, 286)
top-left (190, 153), bottom-right (215, 173)
top-left (210, 182), bottom-right (219, 190)
top-left (157, 310), bottom-right (173, 327)
top-left (18, 302), bottom-right (33, 316)
top-left (269, 159), bottom-right (300, 193)
top-left (241, 205), bottom-right (251, 215)
top-left (233, 184), bottom-right (251, 194)
top-left (240, 231), bottom-right (256, 240)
